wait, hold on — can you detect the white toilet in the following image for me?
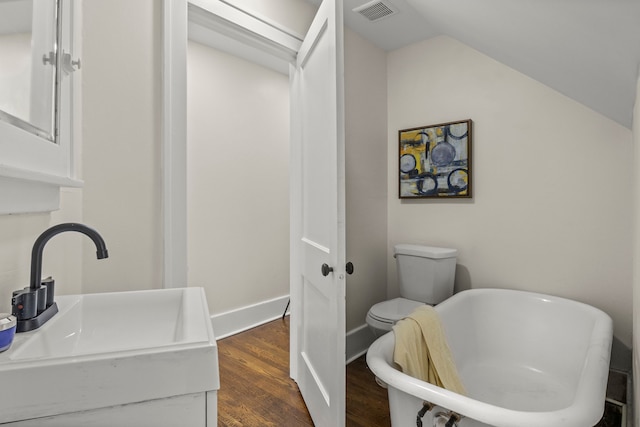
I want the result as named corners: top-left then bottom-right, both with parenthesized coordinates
top-left (366, 244), bottom-right (457, 337)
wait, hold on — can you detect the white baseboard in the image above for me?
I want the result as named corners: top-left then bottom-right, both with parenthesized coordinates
top-left (211, 295), bottom-right (290, 339)
top-left (212, 298), bottom-right (375, 365)
top-left (346, 323), bottom-right (376, 364)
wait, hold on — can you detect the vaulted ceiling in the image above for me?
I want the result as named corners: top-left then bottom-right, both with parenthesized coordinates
top-left (340, 0), bottom-right (640, 128)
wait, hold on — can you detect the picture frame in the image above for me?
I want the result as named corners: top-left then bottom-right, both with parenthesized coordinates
top-left (399, 119), bottom-right (472, 199)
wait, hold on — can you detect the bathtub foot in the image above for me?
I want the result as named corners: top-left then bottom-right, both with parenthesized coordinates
top-left (416, 401), bottom-right (434, 427)
top-left (444, 412), bottom-right (461, 427)
top-left (433, 411), bottom-right (462, 427)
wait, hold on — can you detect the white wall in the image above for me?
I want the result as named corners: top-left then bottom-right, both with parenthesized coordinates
top-left (80, 0), bottom-right (163, 293)
top-left (186, 40), bottom-right (290, 315)
top-left (0, 189), bottom-right (83, 315)
top-left (387, 36), bottom-right (634, 346)
top-left (344, 28), bottom-right (388, 332)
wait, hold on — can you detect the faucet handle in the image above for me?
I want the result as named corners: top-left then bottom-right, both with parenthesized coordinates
top-left (11, 289), bottom-right (37, 320)
top-left (34, 285), bottom-right (47, 313)
top-left (41, 277), bottom-right (55, 308)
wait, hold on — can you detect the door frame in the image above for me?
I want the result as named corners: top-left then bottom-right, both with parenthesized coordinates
top-left (162, 0), bottom-right (188, 290)
top-left (163, 4), bottom-right (346, 403)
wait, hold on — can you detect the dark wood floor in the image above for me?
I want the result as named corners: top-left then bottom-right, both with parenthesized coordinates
top-left (217, 317), bottom-right (390, 426)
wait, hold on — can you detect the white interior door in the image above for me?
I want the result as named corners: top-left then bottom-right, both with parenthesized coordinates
top-left (289, 0), bottom-right (345, 426)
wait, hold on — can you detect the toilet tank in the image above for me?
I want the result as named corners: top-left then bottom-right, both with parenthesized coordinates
top-left (394, 244), bottom-right (457, 305)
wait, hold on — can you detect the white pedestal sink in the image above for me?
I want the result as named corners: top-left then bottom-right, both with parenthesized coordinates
top-left (0, 288), bottom-right (219, 426)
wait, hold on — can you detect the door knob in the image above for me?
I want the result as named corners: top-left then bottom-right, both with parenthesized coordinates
top-left (321, 263), bottom-right (333, 276)
top-left (346, 262), bottom-right (354, 275)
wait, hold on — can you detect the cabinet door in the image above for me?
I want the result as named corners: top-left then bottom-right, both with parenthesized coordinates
top-left (0, 0), bottom-right (81, 214)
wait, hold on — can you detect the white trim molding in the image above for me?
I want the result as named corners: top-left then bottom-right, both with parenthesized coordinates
top-left (209, 295), bottom-right (376, 366)
top-left (162, 0), bottom-right (188, 289)
top-left (210, 295), bottom-right (290, 339)
top-left (346, 324), bottom-right (376, 364)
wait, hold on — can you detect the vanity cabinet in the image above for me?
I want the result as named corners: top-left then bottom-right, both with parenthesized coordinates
top-left (5, 392), bottom-right (218, 427)
top-left (0, 289), bottom-right (220, 427)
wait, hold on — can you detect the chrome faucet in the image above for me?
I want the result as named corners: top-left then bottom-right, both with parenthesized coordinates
top-left (11, 223), bottom-right (109, 332)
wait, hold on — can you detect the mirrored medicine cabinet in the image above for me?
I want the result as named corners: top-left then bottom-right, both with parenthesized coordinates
top-left (0, 0), bottom-right (81, 214)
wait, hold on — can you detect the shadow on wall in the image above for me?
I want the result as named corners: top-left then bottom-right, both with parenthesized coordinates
top-left (454, 264), bottom-right (471, 294)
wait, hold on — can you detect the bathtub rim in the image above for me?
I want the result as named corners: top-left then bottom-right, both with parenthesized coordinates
top-left (365, 288), bottom-right (613, 427)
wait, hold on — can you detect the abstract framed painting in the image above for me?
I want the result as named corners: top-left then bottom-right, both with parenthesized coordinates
top-left (399, 119), bottom-right (472, 199)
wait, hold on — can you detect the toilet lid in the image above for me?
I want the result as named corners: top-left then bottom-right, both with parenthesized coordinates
top-left (368, 298), bottom-right (425, 323)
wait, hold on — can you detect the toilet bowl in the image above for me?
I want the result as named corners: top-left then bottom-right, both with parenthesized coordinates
top-left (366, 297), bottom-right (425, 337)
top-left (366, 244), bottom-right (457, 338)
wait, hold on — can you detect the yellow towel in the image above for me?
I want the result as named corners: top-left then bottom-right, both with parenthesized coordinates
top-left (393, 305), bottom-right (466, 395)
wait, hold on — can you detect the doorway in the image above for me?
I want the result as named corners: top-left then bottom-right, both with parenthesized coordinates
top-left (186, 35), bottom-right (291, 319)
top-left (172, 2), bottom-right (390, 424)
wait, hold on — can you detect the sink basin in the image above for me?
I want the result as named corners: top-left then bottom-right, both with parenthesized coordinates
top-left (10, 288), bottom-right (209, 360)
top-left (0, 288), bottom-right (218, 424)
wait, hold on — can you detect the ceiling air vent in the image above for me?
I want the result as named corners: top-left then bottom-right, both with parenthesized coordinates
top-left (353, 0), bottom-right (398, 22)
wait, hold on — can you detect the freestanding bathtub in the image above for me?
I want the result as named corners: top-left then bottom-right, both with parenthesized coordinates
top-left (366, 288), bottom-right (613, 427)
